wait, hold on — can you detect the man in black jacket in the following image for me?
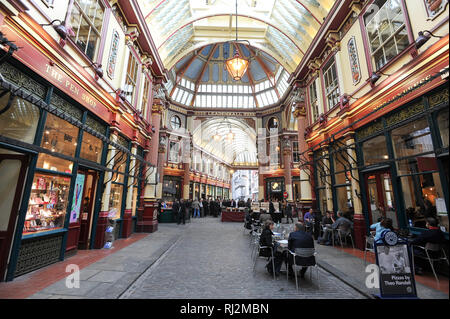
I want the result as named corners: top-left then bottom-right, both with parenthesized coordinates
top-left (410, 217), bottom-right (447, 274)
top-left (179, 199), bottom-right (186, 225)
top-left (287, 223), bottom-right (315, 278)
top-left (173, 200), bottom-right (180, 225)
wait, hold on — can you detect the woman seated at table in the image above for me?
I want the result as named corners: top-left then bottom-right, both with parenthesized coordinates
top-left (259, 220), bottom-right (284, 276)
top-left (370, 217), bottom-right (393, 243)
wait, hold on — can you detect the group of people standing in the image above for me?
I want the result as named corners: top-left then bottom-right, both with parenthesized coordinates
top-left (268, 198), bottom-right (294, 224)
top-left (161, 197), bottom-right (225, 225)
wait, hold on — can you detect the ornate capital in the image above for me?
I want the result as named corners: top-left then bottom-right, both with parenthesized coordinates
top-left (349, 0), bottom-right (364, 15)
top-left (293, 104), bottom-right (307, 118)
top-left (307, 58), bottom-right (322, 73)
top-left (152, 101), bottom-right (165, 114)
top-left (125, 26), bottom-right (139, 44)
top-left (325, 31), bottom-right (341, 52)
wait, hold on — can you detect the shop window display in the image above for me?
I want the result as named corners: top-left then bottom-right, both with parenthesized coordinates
top-left (24, 173), bottom-right (70, 234)
top-left (0, 94), bottom-right (40, 144)
top-left (36, 153), bottom-right (74, 173)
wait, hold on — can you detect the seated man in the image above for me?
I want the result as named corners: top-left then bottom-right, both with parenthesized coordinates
top-left (287, 223), bottom-right (315, 278)
top-left (409, 217), bottom-right (447, 274)
top-left (319, 211), bottom-right (335, 245)
top-left (332, 211), bottom-right (353, 231)
top-left (259, 209), bottom-right (272, 223)
top-left (331, 211), bottom-right (353, 243)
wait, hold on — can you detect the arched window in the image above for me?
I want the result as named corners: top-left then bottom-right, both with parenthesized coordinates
top-left (170, 115), bottom-right (182, 130)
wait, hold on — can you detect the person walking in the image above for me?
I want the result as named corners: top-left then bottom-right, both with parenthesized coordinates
top-left (286, 201), bottom-right (294, 224)
top-left (192, 198), bottom-right (201, 218)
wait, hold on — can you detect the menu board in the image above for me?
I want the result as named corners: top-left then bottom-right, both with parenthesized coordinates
top-left (375, 239), bottom-right (417, 298)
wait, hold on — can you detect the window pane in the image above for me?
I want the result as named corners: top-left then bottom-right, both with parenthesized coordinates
top-left (37, 153), bottom-right (73, 173)
top-left (42, 113), bottom-right (79, 157)
top-left (80, 132), bottom-right (102, 163)
top-left (401, 173), bottom-right (448, 232)
top-left (109, 183), bottom-right (123, 219)
top-left (437, 108), bottom-right (449, 148)
top-left (391, 118), bottom-right (434, 158)
top-left (0, 95), bottom-right (40, 144)
top-left (25, 173), bottom-right (71, 234)
top-left (362, 135), bottom-right (389, 166)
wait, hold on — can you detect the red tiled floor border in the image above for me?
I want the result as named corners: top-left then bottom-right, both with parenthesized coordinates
top-left (0, 233), bottom-right (149, 299)
top-left (334, 246), bottom-right (449, 295)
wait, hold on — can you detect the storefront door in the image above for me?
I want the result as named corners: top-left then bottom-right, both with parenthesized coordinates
top-left (365, 170), bottom-right (398, 228)
top-left (66, 169), bottom-right (98, 251)
top-left (0, 152), bottom-right (28, 281)
top-left (78, 170), bottom-right (98, 250)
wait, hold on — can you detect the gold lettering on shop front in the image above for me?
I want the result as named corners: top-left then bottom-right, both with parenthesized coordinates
top-left (44, 64), bottom-right (97, 109)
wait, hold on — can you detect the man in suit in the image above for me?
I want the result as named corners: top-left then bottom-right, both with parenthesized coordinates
top-left (287, 223), bottom-right (315, 278)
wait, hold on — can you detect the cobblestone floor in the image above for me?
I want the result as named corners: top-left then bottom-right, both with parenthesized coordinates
top-left (120, 218), bottom-right (366, 299)
top-left (27, 217), bottom-right (366, 299)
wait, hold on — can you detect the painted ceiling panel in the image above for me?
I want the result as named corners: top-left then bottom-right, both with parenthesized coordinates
top-left (141, 0), bottom-right (331, 72)
top-left (169, 43), bottom-right (288, 108)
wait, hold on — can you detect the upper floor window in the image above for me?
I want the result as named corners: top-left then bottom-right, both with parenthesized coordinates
top-left (170, 115), bottom-right (182, 130)
top-left (323, 57), bottom-right (340, 109)
top-left (309, 80), bottom-right (319, 122)
top-left (69, 0), bottom-right (104, 61)
top-left (292, 141), bottom-right (300, 163)
top-left (124, 52), bottom-right (139, 105)
top-left (168, 141), bottom-right (180, 163)
top-left (364, 0), bottom-right (409, 70)
top-left (140, 76), bottom-right (151, 116)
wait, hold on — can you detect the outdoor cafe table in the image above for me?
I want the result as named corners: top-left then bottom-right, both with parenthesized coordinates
top-left (221, 208), bottom-right (246, 222)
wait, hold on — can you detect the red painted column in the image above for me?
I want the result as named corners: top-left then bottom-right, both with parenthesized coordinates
top-left (282, 136), bottom-right (293, 202)
top-left (121, 209), bottom-right (133, 238)
top-left (94, 211), bottom-right (108, 249)
top-left (137, 100), bottom-right (164, 233)
top-left (294, 102), bottom-right (313, 206)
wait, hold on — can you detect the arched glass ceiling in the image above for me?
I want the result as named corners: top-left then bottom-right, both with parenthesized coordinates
top-left (164, 43), bottom-right (290, 108)
top-left (192, 118), bottom-right (257, 166)
top-left (139, 0), bottom-right (333, 72)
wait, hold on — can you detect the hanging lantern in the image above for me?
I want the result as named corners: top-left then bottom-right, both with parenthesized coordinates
top-left (225, 51), bottom-right (249, 81)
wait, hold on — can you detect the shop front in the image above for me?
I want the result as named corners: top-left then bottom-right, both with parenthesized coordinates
top-left (355, 85), bottom-right (449, 236)
top-left (265, 177), bottom-right (285, 201)
top-left (0, 59), bottom-right (149, 281)
top-left (162, 176), bottom-right (181, 202)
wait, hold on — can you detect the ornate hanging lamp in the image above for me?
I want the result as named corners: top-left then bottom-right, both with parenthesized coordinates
top-left (225, 0), bottom-right (249, 81)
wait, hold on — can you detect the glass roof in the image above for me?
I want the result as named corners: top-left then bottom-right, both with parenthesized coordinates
top-left (140, 0), bottom-right (333, 73)
top-left (165, 43), bottom-right (290, 108)
top-left (192, 118), bottom-right (257, 166)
